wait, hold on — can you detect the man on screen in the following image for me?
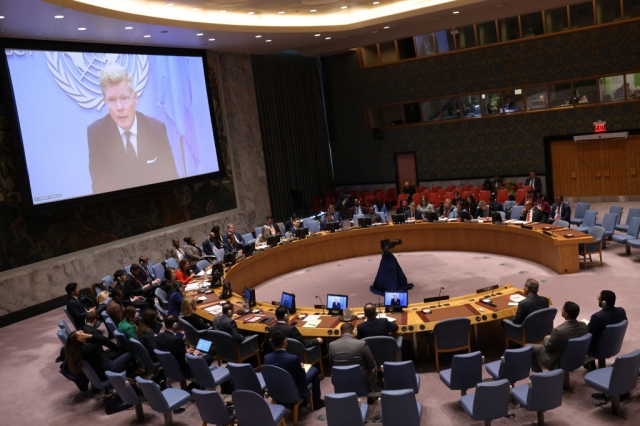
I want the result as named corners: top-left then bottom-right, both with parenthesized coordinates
top-left (390, 293), bottom-right (402, 307)
top-left (88, 63), bottom-right (178, 194)
top-left (331, 297), bottom-right (342, 310)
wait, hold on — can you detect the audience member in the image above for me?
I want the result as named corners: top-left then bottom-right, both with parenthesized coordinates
top-left (210, 225), bottom-right (225, 250)
top-left (405, 201), bottom-right (423, 220)
top-left (136, 309), bottom-right (159, 362)
top-left (117, 306), bottom-right (138, 340)
top-left (356, 303), bottom-right (398, 339)
top-left (512, 279), bottom-right (549, 324)
top-left (537, 194), bottom-right (551, 222)
top-left (160, 266), bottom-right (179, 295)
top-left (284, 212), bottom-right (299, 235)
top-left (402, 182), bottom-right (416, 199)
top-left (520, 200), bottom-right (543, 222)
top-left (223, 224), bottom-right (245, 253)
top-left (548, 196), bottom-right (571, 223)
top-left (488, 194), bottom-right (503, 213)
top-left (176, 259), bottom-right (194, 285)
top-left (165, 238), bottom-right (186, 262)
top-left (155, 315), bottom-right (213, 378)
top-left (167, 282), bottom-right (185, 317)
top-left (202, 232), bottom-right (221, 256)
top-left (519, 188), bottom-right (537, 206)
top-left (183, 236), bottom-right (207, 269)
top-left (466, 194), bottom-right (478, 217)
top-left (83, 311), bottom-right (120, 358)
top-left (213, 303), bottom-right (245, 343)
top-left (525, 171), bottom-right (542, 194)
top-left (266, 215), bottom-right (282, 235)
top-left (451, 191), bottom-right (461, 207)
top-left (107, 288), bottom-right (125, 325)
top-left (476, 200), bottom-right (490, 218)
top-left (181, 296), bottom-right (212, 330)
top-left (395, 199), bottom-right (408, 215)
top-left (124, 264), bottom-right (155, 309)
top-left (417, 195), bottom-right (435, 216)
top-left (66, 282), bottom-right (95, 329)
top-left (329, 322), bottom-right (377, 391)
top-left (268, 306), bottom-right (322, 348)
top-left (586, 290), bottom-right (628, 368)
top-left (350, 199), bottom-right (365, 218)
top-left (65, 330), bottom-right (132, 382)
top-left (374, 199), bottom-right (387, 218)
top-left (482, 179), bottom-right (493, 191)
top-left (139, 255), bottom-right (161, 285)
top-left (322, 204), bottom-right (343, 228)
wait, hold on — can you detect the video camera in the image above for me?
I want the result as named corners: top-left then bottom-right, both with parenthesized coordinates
top-left (381, 238), bottom-right (403, 253)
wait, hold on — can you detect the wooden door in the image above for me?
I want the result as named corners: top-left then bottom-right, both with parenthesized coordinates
top-left (574, 141), bottom-right (602, 197)
top-left (626, 136), bottom-right (640, 197)
top-left (395, 152), bottom-right (418, 193)
top-left (600, 139), bottom-right (628, 196)
top-left (551, 140), bottom-right (579, 197)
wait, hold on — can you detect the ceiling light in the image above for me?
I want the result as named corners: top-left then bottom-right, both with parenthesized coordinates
top-left (78, 27), bottom-right (86, 31)
top-left (208, 38), bottom-right (215, 41)
top-left (143, 35), bottom-right (151, 38)
top-left (197, 33), bottom-right (203, 36)
top-left (256, 35), bottom-right (262, 38)
top-left (278, 11), bottom-right (285, 14)
top-left (453, 11), bottom-right (460, 14)
top-left (247, 11), bottom-right (254, 15)
top-left (373, 1), bottom-right (380, 4)
top-left (0, 16), bottom-right (5, 19)
top-left (192, 8), bottom-right (198, 11)
top-left (220, 10), bottom-right (226, 13)
top-left (266, 40), bottom-right (272, 42)
top-left (325, 36), bottom-right (331, 39)
top-left (384, 26), bottom-right (389, 29)
top-left (125, 26), bottom-right (133, 29)
top-left (54, 15), bottom-right (64, 19)
top-left (165, 3), bottom-right (173, 6)
top-left (341, 6), bottom-right (348, 9)
top-left (310, 9), bottom-right (317, 12)
top-left (315, 34), bottom-right (321, 37)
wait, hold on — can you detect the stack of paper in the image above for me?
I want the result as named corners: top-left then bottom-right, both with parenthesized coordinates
top-left (303, 320), bottom-right (322, 328)
top-left (304, 315), bottom-right (321, 322)
top-left (205, 305), bottom-right (222, 315)
top-left (510, 294), bottom-right (525, 303)
top-left (185, 283), bottom-right (200, 292)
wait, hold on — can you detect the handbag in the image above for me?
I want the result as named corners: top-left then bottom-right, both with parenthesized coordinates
top-left (104, 392), bottom-right (132, 415)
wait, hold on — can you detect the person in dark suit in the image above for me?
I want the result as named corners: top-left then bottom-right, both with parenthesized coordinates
top-left (525, 171), bottom-right (542, 194)
top-left (357, 303), bottom-right (398, 339)
top-left (88, 63), bottom-right (178, 194)
top-left (519, 188), bottom-right (537, 206)
top-left (587, 290), bottom-right (627, 358)
top-left (321, 204), bottom-right (343, 229)
top-left (83, 311), bottom-right (121, 359)
top-left (183, 236), bottom-right (208, 269)
top-left (519, 200), bottom-right (544, 222)
top-left (66, 282), bottom-right (94, 329)
top-left (404, 202), bottom-right (423, 220)
top-left (212, 303), bottom-right (245, 343)
top-left (265, 331), bottom-right (324, 409)
top-left (265, 215), bottom-right (282, 236)
top-left (139, 255), bottom-right (160, 286)
top-left (488, 194), bottom-right (504, 214)
top-left (395, 199), bottom-right (408, 216)
top-left (389, 294), bottom-right (402, 307)
top-left (529, 301), bottom-right (588, 372)
top-left (548, 196), bottom-right (571, 223)
top-left (155, 315), bottom-right (213, 378)
top-left (268, 306), bottom-right (322, 348)
top-left (123, 264), bottom-right (155, 309)
top-left (402, 182), bottom-right (416, 199)
top-left (513, 279), bottom-right (550, 324)
top-left (202, 232), bottom-right (220, 256)
top-left (223, 224), bottom-right (245, 253)
top-left (329, 322), bottom-right (377, 391)
top-left (210, 226), bottom-right (225, 250)
top-left (330, 297), bottom-right (343, 311)
top-left (349, 199), bottom-right (366, 219)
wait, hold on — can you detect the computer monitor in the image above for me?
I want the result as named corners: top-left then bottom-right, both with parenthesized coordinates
top-left (425, 212), bottom-right (439, 222)
top-left (384, 291), bottom-right (408, 312)
top-left (295, 227), bottom-right (309, 239)
top-left (325, 221), bottom-right (339, 233)
top-left (223, 251), bottom-right (237, 265)
top-left (280, 291), bottom-right (296, 314)
top-left (243, 286), bottom-right (255, 307)
top-left (241, 242), bottom-right (255, 256)
top-left (392, 214), bottom-right (405, 224)
top-left (266, 234), bottom-right (279, 247)
top-left (327, 294), bottom-right (348, 315)
top-left (358, 216), bottom-right (372, 228)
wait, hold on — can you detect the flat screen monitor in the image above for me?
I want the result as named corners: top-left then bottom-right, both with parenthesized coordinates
top-left (327, 294), bottom-right (348, 315)
top-left (325, 221), bottom-right (339, 233)
top-left (384, 291), bottom-right (408, 310)
top-left (358, 216), bottom-right (372, 228)
top-left (280, 291), bottom-right (296, 313)
top-left (392, 214), bottom-right (406, 224)
top-left (295, 227), bottom-right (309, 239)
top-left (223, 251), bottom-right (237, 265)
top-left (241, 242), bottom-right (255, 256)
top-left (266, 234), bottom-right (279, 247)
top-left (243, 286), bottom-right (251, 305)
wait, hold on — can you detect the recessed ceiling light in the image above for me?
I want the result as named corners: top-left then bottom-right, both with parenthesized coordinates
top-left (383, 26), bottom-right (389, 29)
top-left (78, 27), bottom-right (86, 31)
top-left (325, 36), bottom-right (331, 39)
top-left (192, 8), bottom-right (198, 11)
top-left (209, 38), bottom-right (215, 41)
top-left (165, 3), bottom-right (173, 6)
top-left (310, 9), bottom-right (317, 12)
top-left (315, 34), bottom-right (321, 37)
top-left (266, 40), bottom-right (272, 42)
top-left (197, 33), bottom-right (203, 36)
top-left (256, 35), bottom-right (262, 38)
top-left (220, 10), bottom-right (227, 13)
top-left (125, 26), bottom-right (133, 29)
top-left (278, 11), bottom-right (285, 14)
top-left (373, 1), bottom-right (380, 4)
top-left (54, 15), bottom-right (64, 19)
top-left (453, 11), bottom-right (460, 14)
top-left (341, 6), bottom-right (348, 9)
top-left (143, 35), bottom-right (151, 38)
top-left (247, 11), bottom-right (254, 15)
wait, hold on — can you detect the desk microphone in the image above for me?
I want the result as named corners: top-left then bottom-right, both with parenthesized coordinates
top-left (316, 295), bottom-right (325, 315)
top-left (437, 286), bottom-right (445, 307)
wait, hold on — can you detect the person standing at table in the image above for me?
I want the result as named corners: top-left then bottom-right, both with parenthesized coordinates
top-left (513, 279), bottom-right (549, 325)
top-left (525, 171), bottom-right (542, 195)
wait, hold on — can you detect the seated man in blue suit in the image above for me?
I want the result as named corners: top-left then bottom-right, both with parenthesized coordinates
top-left (548, 195), bottom-right (571, 223)
top-left (264, 331), bottom-right (324, 410)
top-left (321, 204), bottom-right (342, 229)
top-left (584, 290), bottom-right (627, 370)
top-left (357, 303), bottom-right (398, 339)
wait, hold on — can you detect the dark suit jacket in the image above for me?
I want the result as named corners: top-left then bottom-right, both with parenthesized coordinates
top-left (123, 274), bottom-right (144, 299)
top-left (87, 112), bottom-right (178, 194)
top-left (404, 209), bottom-right (423, 220)
top-left (588, 307), bottom-right (627, 354)
top-left (183, 313), bottom-right (212, 331)
top-left (155, 330), bottom-right (191, 378)
top-left (548, 203), bottom-right (571, 223)
top-left (202, 238), bottom-right (218, 256)
top-left (67, 297), bottom-right (88, 329)
top-left (513, 293), bottom-right (550, 324)
top-left (83, 323), bottom-right (119, 351)
top-left (356, 318), bottom-right (399, 339)
top-left (390, 298), bottom-right (402, 306)
top-left (268, 321), bottom-right (318, 348)
top-left (538, 320), bottom-right (588, 370)
top-left (520, 208), bottom-right (544, 222)
top-left (525, 177), bottom-right (542, 193)
top-left (223, 233), bottom-right (245, 253)
top-left (264, 350), bottom-right (309, 399)
top-left (331, 301), bottom-right (342, 310)
top-left (213, 314), bottom-right (244, 343)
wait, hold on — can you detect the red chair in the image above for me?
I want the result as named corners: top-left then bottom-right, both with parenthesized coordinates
top-left (496, 189), bottom-right (509, 204)
top-left (412, 194), bottom-right (421, 205)
top-left (385, 188), bottom-right (396, 205)
top-left (393, 194), bottom-right (409, 209)
top-left (471, 188), bottom-right (480, 199)
top-left (429, 192), bottom-right (440, 208)
top-left (515, 189), bottom-right (527, 204)
top-left (478, 191), bottom-right (490, 203)
top-left (461, 191), bottom-right (471, 199)
top-left (517, 182), bottom-right (523, 189)
top-left (416, 186), bottom-right (426, 194)
top-left (462, 184), bottom-right (472, 190)
top-left (325, 195), bottom-right (336, 208)
top-left (311, 197), bottom-right (323, 212)
top-left (422, 190), bottom-right (431, 199)
top-left (446, 185), bottom-right (457, 191)
top-left (444, 191), bottom-right (454, 200)
top-left (431, 186), bottom-right (441, 191)
top-left (364, 195), bottom-right (375, 207)
top-left (438, 189), bottom-right (447, 198)
top-left (361, 190), bottom-right (371, 199)
top-left (374, 188), bottom-right (382, 195)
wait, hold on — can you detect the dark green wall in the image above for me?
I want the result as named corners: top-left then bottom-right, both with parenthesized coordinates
top-left (323, 21), bottom-right (640, 185)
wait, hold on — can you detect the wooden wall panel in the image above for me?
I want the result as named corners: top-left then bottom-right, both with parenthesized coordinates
top-left (626, 137), bottom-right (640, 196)
top-left (601, 139), bottom-right (628, 196)
top-left (551, 140), bottom-right (578, 197)
top-left (574, 142), bottom-right (602, 197)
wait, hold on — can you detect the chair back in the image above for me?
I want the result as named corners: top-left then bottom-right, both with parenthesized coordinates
top-left (186, 353), bottom-right (216, 388)
top-left (155, 287), bottom-right (168, 305)
top-left (363, 336), bottom-right (400, 367)
top-left (124, 264), bottom-right (131, 274)
top-left (600, 213), bottom-right (617, 236)
top-left (433, 317), bottom-right (470, 349)
top-left (135, 376), bottom-right (171, 412)
top-left (447, 351), bottom-right (483, 391)
top-left (62, 306), bottom-right (76, 329)
top-left (102, 275), bottom-right (114, 287)
top-left (581, 210), bottom-right (597, 227)
top-left (155, 304), bottom-right (169, 320)
top-left (588, 225), bottom-right (605, 242)
top-left (254, 226), bottom-right (263, 237)
top-left (285, 338), bottom-right (306, 360)
top-left (165, 257), bottom-right (179, 270)
top-left (608, 205), bottom-right (623, 225)
top-left (593, 320), bottom-right (628, 360)
top-left (574, 202), bottom-right (590, 219)
top-left (472, 379), bottom-right (510, 421)
top-left (381, 389), bottom-right (421, 426)
top-left (500, 346), bottom-right (533, 383)
top-left (557, 333), bottom-right (592, 372)
top-left (207, 330), bottom-right (239, 360)
top-left (214, 249), bottom-right (225, 262)
top-left (626, 217), bottom-right (640, 237)
top-left (624, 208), bottom-right (640, 226)
top-left (609, 349), bottom-right (640, 395)
top-left (179, 317), bottom-right (201, 346)
top-left (383, 361), bottom-right (419, 393)
top-left (113, 330), bottom-right (133, 355)
top-left (152, 263), bottom-right (165, 281)
top-left (331, 365), bottom-right (369, 397)
top-left (82, 362), bottom-right (109, 390)
top-left (57, 329), bottom-right (69, 345)
top-left (510, 205), bottom-right (524, 220)
top-left (308, 220), bottom-right (321, 233)
top-left (196, 259), bottom-right (210, 271)
top-left (58, 319), bottom-right (72, 335)
top-left (129, 338), bottom-right (159, 370)
top-left (233, 390), bottom-right (280, 426)
top-left (192, 389), bottom-right (236, 425)
top-left (105, 370), bottom-right (141, 406)
top-left (154, 349), bottom-right (187, 382)
top-left (325, 392), bottom-right (366, 426)
top-left (261, 364), bottom-right (303, 404)
top-left (526, 369), bottom-right (564, 412)
top-left (521, 307), bottom-right (557, 343)
top-left (227, 362), bottom-right (264, 394)
top-left (104, 317), bottom-right (117, 335)
top-left (352, 214), bottom-right (365, 226)
top-left (553, 219), bottom-right (569, 228)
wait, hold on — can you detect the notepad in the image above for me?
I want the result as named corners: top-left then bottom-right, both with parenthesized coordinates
top-left (303, 363), bottom-right (312, 373)
top-left (508, 302), bottom-right (519, 306)
top-left (205, 305), bottom-right (222, 315)
top-left (509, 294), bottom-right (525, 303)
top-left (185, 283), bottom-right (200, 291)
top-left (303, 320), bottom-right (321, 328)
top-left (304, 315), bottom-right (321, 322)
top-left (197, 296), bottom-right (207, 301)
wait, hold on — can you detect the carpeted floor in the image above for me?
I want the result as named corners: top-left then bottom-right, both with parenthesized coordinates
top-left (2, 201), bottom-right (640, 425)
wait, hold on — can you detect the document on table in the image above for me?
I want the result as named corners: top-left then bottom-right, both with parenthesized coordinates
top-left (196, 270), bottom-right (206, 276)
top-left (303, 320), bottom-right (322, 328)
top-left (510, 294), bottom-right (525, 303)
top-left (185, 283), bottom-right (200, 291)
top-left (508, 302), bottom-right (519, 306)
top-left (197, 296), bottom-right (207, 301)
top-left (304, 315), bottom-right (321, 322)
top-left (205, 305), bottom-right (222, 315)
top-left (376, 314), bottom-right (396, 322)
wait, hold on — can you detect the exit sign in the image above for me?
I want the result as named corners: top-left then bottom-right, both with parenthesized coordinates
top-left (593, 121), bottom-right (607, 133)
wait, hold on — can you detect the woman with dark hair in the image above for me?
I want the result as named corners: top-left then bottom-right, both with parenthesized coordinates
top-left (417, 195), bottom-right (435, 216)
top-left (167, 282), bottom-right (185, 317)
top-left (136, 309), bottom-right (159, 361)
top-left (465, 194), bottom-right (478, 218)
top-left (482, 179), bottom-right (493, 192)
top-left (537, 194), bottom-right (551, 222)
top-left (210, 225), bottom-right (224, 250)
top-left (65, 330), bottom-right (132, 381)
top-left (160, 266), bottom-right (179, 294)
top-left (183, 236), bottom-right (205, 269)
top-left (106, 288), bottom-right (124, 325)
top-left (117, 306), bottom-right (138, 340)
top-left (181, 296), bottom-right (212, 330)
top-left (176, 259), bottom-right (194, 285)
top-left (373, 198), bottom-right (387, 218)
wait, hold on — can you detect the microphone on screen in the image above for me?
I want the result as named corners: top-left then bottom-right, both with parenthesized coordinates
top-left (316, 295), bottom-right (325, 315)
top-left (437, 286), bottom-right (445, 307)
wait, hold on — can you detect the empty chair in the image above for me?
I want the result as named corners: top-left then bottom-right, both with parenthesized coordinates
top-left (591, 320), bottom-right (628, 369)
top-left (512, 369), bottom-right (564, 425)
top-left (599, 212), bottom-right (618, 244)
top-left (233, 390), bottom-right (286, 426)
top-left (196, 259), bottom-right (211, 272)
top-left (596, 205), bottom-right (623, 227)
top-left (192, 389), bottom-right (237, 426)
top-left (363, 336), bottom-right (402, 372)
top-left (57, 328), bottom-right (69, 345)
top-left (552, 219), bottom-right (570, 228)
top-left (325, 392), bottom-right (368, 426)
top-left (185, 353), bottom-right (230, 389)
top-left (261, 364), bottom-right (313, 425)
top-left (574, 210), bottom-right (597, 232)
top-left (102, 275), bottom-right (114, 288)
top-left (104, 317), bottom-right (117, 335)
top-left (510, 205), bottom-right (524, 220)
top-left (155, 287), bottom-right (169, 308)
top-left (584, 350), bottom-right (640, 416)
top-left (308, 220), bottom-right (321, 233)
top-left (570, 202), bottom-right (590, 225)
top-left (165, 257), bottom-right (179, 270)
top-left (130, 338), bottom-right (160, 371)
top-left (426, 317), bottom-right (471, 372)
top-left (286, 338), bottom-right (324, 377)
top-left (485, 346), bottom-right (532, 385)
top-left (612, 217), bottom-right (640, 254)
top-left (179, 317), bottom-right (208, 347)
top-left (614, 207), bottom-right (640, 232)
top-left (154, 349), bottom-right (189, 390)
top-left (460, 379), bottom-right (511, 425)
top-left (331, 365), bottom-right (369, 397)
top-left (503, 307), bottom-right (557, 348)
top-left (227, 362), bottom-right (266, 395)
top-left (439, 351), bottom-right (483, 396)
top-left (105, 370), bottom-right (144, 422)
top-left (82, 362), bottom-right (112, 394)
top-left (206, 330), bottom-right (260, 367)
top-left (557, 333), bottom-right (592, 389)
top-left (381, 389), bottom-right (422, 426)
top-left (383, 361), bottom-right (420, 394)
top-left (152, 263), bottom-right (165, 282)
top-left (58, 319), bottom-right (72, 335)
top-left (579, 225), bottom-right (606, 268)
top-left (136, 376), bottom-right (191, 426)
top-left (124, 264), bottom-right (131, 274)
top-left (214, 249), bottom-right (224, 262)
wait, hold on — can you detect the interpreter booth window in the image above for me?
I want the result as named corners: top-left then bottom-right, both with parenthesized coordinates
top-left (521, 12), bottom-right (544, 37)
top-left (403, 103), bottom-right (422, 124)
top-left (440, 97), bottom-right (461, 120)
top-left (361, 45), bottom-right (379, 67)
top-left (379, 41), bottom-right (398, 64)
top-left (367, 107), bottom-right (384, 129)
top-left (383, 105), bottom-right (404, 126)
top-left (421, 100), bottom-right (441, 122)
top-left (599, 75), bottom-right (625, 101)
top-left (550, 83), bottom-right (574, 107)
top-left (502, 89), bottom-right (524, 113)
top-left (460, 95), bottom-right (482, 117)
top-left (570, 2), bottom-right (595, 28)
top-left (482, 92), bottom-right (502, 115)
top-left (499, 17), bottom-right (520, 41)
top-left (545, 7), bottom-right (569, 34)
top-left (434, 30), bottom-right (455, 53)
top-left (524, 86), bottom-right (549, 110)
top-left (625, 73), bottom-right (640, 99)
top-left (456, 25), bottom-right (476, 50)
top-left (573, 80), bottom-right (598, 104)
top-left (596, 0), bottom-right (622, 23)
top-left (477, 21), bottom-right (498, 45)
top-left (415, 33), bottom-right (437, 57)
top-left (397, 38), bottom-right (416, 60)
top-left (623, 0), bottom-right (640, 19)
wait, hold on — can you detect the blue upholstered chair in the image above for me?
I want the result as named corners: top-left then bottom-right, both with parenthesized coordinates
top-left (62, 306), bottom-right (76, 329)
top-left (155, 287), bottom-right (169, 308)
top-left (185, 353), bottom-right (230, 390)
top-left (154, 349), bottom-right (189, 390)
top-left (155, 304), bottom-right (169, 321)
top-left (179, 317), bottom-right (208, 347)
top-left (124, 264), bottom-right (131, 274)
top-left (512, 369), bottom-right (564, 425)
top-left (570, 202), bottom-right (590, 225)
top-left (82, 362), bottom-right (111, 394)
top-left (591, 320), bottom-right (628, 369)
top-left (383, 361), bottom-right (420, 394)
top-left (254, 226), bottom-right (263, 237)
top-left (196, 259), bottom-right (211, 273)
top-left (439, 351), bottom-right (483, 396)
top-left (363, 335), bottom-right (402, 373)
top-left (552, 219), bottom-right (570, 228)
top-left (614, 207), bottom-right (640, 232)
top-left (105, 370), bottom-right (144, 422)
top-left (628, 237), bottom-right (640, 253)
top-left (460, 379), bottom-right (511, 425)
top-left (584, 350), bottom-right (640, 416)
top-left (102, 275), bottom-right (114, 287)
top-left (325, 392), bottom-right (368, 426)
top-left (227, 362), bottom-right (266, 395)
top-left (129, 338), bottom-right (160, 371)
top-left (331, 365), bottom-right (369, 397)
top-left (233, 390), bottom-right (286, 426)
top-left (596, 205), bottom-right (622, 227)
top-left (286, 337), bottom-right (324, 377)
top-left (381, 389), bottom-right (423, 426)
top-left (599, 212), bottom-right (618, 245)
top-left (503, 307), bottom-right (557, 348)
top-left (579, 225), bottom-right (606, 268)
top-left (58, 319), bottom-right (72, 335)
top-left (574, 210), bottom-right (597, 233)
top-left (164, 257), bottom-right (179, 270)
top-left (113, 329), bottom-right (134, 357)
top-left (206, 330), bottom-right (260, 367)
top-left (192, 389), bottom-right (237, 426)
top-left (56, 329), bottom-right (69, 345)
top-left (104, 317), bottom-right (117, 335)
top-left (136, 376), bottom-right (191, 426)
top-left (426, 317), bottom-right (471, 371)
top-left (485, 346), bottom-right (532, 385)
top-left (557, 333), bottom-right (592, 389)
top-left (261, 364), bottom-right (312, 425)
top-left (214, 249), bottom-right (224, 262)
top-left (510, 205), bottom-right (524, 220)
top-left (308, 220), bottom-right (321, 233)
top-left (242, 233), bottom-right (255, 246)
top-left (612, 217), bottom-right (640, 254)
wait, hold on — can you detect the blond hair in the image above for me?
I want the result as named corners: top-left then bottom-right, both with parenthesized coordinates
top-left (99, 63), bottom-right (134, 95)
top-left (181, 296), bottom-right (196, 317)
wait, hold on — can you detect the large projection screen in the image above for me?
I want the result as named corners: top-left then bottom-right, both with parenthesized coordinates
top-left (4, 48), bottom-right (220, 206)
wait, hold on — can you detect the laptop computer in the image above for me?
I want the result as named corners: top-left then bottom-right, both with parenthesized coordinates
top-left (195, 338), bottom-right (213, 354)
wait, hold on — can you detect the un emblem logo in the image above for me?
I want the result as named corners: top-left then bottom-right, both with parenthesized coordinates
top-left (46, 52), bottom-right (149, 111)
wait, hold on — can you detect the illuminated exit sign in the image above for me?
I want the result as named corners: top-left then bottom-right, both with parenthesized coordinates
top-left (593, 121), bottom-right (607, 133)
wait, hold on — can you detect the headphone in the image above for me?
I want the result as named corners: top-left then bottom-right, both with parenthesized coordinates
top-left (601, 299), bottom-right (607, 308)
top-left (172, 321), bottom-right (179, 331)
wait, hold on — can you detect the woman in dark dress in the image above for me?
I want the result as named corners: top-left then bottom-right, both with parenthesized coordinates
top-left (181, 296), bottom-right (212, 330)
top-left (136, 309), bottom-right (159, 362)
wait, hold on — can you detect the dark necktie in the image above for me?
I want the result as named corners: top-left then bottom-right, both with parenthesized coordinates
top-left (124, 131), bottom-right (137, 161)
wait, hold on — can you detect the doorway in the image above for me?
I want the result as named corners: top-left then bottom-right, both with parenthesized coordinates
top-left (395, 152), bottom-right (418, 195)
